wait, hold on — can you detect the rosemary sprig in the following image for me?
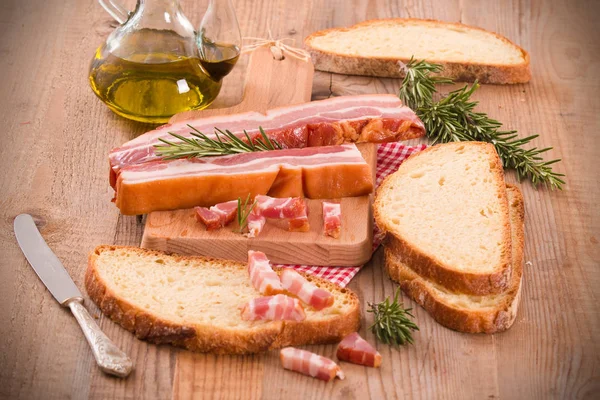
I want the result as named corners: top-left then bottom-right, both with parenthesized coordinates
top-left (368, 290), bottom-right (419, 346)
top-left (399, 57), bottom-right (565, 189)
top-left (154, 125), bottom-right (281, 160)
top-left (399, 58), bottom-right (453, 110)
top-left (235, 194), bottom-right (256, 233)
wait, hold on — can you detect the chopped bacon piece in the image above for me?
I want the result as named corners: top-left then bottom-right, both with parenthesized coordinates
top-left (194, 200), bottom-right (238, 230)
top-left (336, 332), bottom-right (382, 367)
top-left (252, 195), bottom-right (311, 232)
top-left (240, 295), bottom-right (305, 321)
top-left (247, 250), bottom-right (282, 295)
top-left (211, 200), bottom-right (238, 220)
top-left (194, 207), bottom-right (221, 230)
top-left (246, 211), bottom-right (266, 238)
top-left (108, 94), bottom-right (425, 183)
top-left (280, 347), bottom-right (345, 381)
top-left (288, 215), bottom-right (310, 232)
top-left (288, 200), bottom-right (310, 232)
top-left (322, 202), bottom-right (342, 238)
top-left (254, 195), bottom-right (306, 219)
top-left (280, 268), bottom-right (334, 310)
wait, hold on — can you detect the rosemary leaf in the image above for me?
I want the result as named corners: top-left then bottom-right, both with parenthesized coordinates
top-left (154, 125), bottom-right (281, 160)
top-left (235, 194), bottom-right (256, 233)
top-left (399, 57), bottom-right (565, 189)
top-left (368, 289), bottom-right (419, 346)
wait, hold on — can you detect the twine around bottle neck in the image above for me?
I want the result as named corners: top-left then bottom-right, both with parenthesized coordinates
top-left (241, 36), bottom-right (311, 62)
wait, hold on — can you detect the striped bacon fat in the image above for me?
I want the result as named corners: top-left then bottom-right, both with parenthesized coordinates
top-left (280, 347), bottom-right (345, 381)
top-left (240, 295), bottom-right (305, 322)
top-left (336, 332), bottom-right (382, 367)
top-left (247, 250), bottom-right (282, 295)
top-left (280, 268), bottom-right (334, 311)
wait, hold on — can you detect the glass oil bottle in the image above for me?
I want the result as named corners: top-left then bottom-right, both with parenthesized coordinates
top-left (89, 0), bottom-right (223, 123)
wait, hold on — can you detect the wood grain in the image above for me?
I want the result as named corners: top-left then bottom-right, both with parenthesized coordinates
top-left (0, 0), bottom-right (598, 399)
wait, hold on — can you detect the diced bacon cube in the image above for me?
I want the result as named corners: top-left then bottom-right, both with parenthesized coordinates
top-left (194, 200), bottom-right (238, 231)
top-left (322, 202), bottom-right (341, 238)
top-left (254, 195), bottom-right (307, 219)
top-left (288, 203), bottom-right (310, 232)
top-left (194, 207), bottom-right (222, 230)
top-left (246, 211), bottom-right (266, 238)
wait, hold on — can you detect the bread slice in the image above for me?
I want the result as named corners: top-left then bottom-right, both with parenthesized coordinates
top-left (305, 18), bottom-right (530, 84)
top-left (385, 184), bottom-right (525, 333)
top-left (373, 142), bottom-right (512, 295)
top-left (85, 246), bottom-right (360, 354)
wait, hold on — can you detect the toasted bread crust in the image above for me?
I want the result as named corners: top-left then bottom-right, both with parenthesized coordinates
top-left (305, 18), bottom-right (531, 84)
top-left (85, 245), bottom-right (360, 354)
top-left (384, 234), bottom-right (512, 295)
top-left (385, 185), bottom-right (525, 333)
top-left (374, 142), bottom-right (513, 295)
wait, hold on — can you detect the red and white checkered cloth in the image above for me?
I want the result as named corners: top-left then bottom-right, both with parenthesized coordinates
top-left (278, 143), bottom-right (427, 287)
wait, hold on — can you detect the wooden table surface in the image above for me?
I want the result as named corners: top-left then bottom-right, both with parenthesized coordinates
top-left (1, 0), bottom-right (598, 399)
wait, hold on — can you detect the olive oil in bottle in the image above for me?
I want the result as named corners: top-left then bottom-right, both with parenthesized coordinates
top-left (89, 29), bottom-right (221, 124)
top-left (198, 41), bottom-right (240, 82)
top-left (197, 0), bottom-right (242, 81)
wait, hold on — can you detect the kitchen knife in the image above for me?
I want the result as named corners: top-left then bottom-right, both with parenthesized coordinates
top-left (13, 214), bottom-right (133, 378)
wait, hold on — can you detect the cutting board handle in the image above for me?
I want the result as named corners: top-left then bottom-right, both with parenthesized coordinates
top-left (169, 45), bottom-right (315, 123)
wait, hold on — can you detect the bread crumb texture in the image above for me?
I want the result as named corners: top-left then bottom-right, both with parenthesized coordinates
top-left (90, 247), bottom-right (357, 338)
top-left (309, 19), bottom-right (526, 65)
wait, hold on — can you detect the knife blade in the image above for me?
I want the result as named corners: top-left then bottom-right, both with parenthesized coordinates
top-left (14, 214), bottom-right (82, 304)
top-left (13, 213), bottom-right (133, 377)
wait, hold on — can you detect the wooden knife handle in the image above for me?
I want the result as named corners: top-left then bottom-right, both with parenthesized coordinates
top-left (67, 299), bottom-right (133, 377)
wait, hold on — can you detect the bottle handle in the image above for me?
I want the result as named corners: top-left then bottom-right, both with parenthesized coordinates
top-left (98, 0), bottom-right (130, 24)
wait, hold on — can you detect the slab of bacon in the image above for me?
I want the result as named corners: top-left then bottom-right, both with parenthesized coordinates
top-left (247, 250), bottom-right (282, 295)
top-left (114, 144), bottom-right (373, 215)
top-left (280, 268), bottom-right (334, 311)
top-left (109, 94), bottom-right (425, 183)
top-left (336, 332), bottom-right (382, 368)
top-left (280, 347), bottom-right (345, 382)
top-left (322, 202), bottom-right (342, 238)
top-left (240, 295), bottom-right (305, 321)
top-left (194, 200), bottom-right (238, 230)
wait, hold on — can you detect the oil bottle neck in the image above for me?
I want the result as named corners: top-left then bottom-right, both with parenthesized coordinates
top-left (129, 0), bottom-right (194, 36)
top-left (137, 0), bottom-right (183, 15)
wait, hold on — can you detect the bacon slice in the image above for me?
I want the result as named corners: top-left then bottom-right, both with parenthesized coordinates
top-left (336, 332), bottom-right (382, 367)
top-left (322, 202), bottom-right (342, 238)
top-left (246, 211), bottom-right (266, 238)
top-left (240, 295), bottom-right (305, 321)
top-left (109, 94), bottom-right (425, 183)
top-left (254, 195), bottom-right (306, 219)
top-left (194, 200), bottom-right (238, 230)
top-left (114, 144), bottom-right (373, 215)
top-left (280, 268), bottom-right (334, 310)
top-left (247, 250), bottom-right (282, 295)
top-left (280, 348), bottom-right (345, 381)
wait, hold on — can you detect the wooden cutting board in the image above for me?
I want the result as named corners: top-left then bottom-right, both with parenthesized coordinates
top-left (140, 46), bottom-right (374, 266)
